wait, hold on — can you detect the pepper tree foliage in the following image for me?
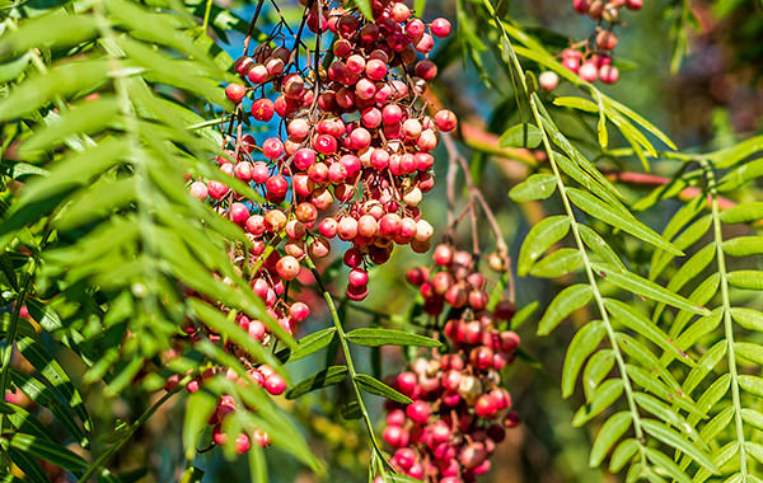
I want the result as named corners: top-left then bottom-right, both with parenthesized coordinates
top-left (0, 0), bottom-right (760, 481)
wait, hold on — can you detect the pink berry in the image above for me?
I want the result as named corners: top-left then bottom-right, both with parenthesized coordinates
top-left (275, 256), bottom-right (301, 281)
top-left (539, 71), bottom-right (559, 92)
top-left (225, 84), bottom-right (246, 104)
top-left (189, 181), bottom-right (208, 200)
top-left (431, 18), bottom-right (452, 37)
top-left (406, 400), bottom-right (431, 424)
top-left (264, 374), bottom-right (286, 395)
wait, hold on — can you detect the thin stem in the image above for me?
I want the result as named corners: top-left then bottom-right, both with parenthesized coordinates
top-left (704, 160), bottom-right (748, 478)
top-left (187, 115), bottom-right (231, 131)
top-left (242, 0), bottom-right (266, 56)
top-left (530, 96), bottom-right (645, 444)
top-left (77, 387), bottom-right (181, 482)
top-left (442, 133), bottom-right (514, 301)
top-left (483, 0), bottom-right (648, 464)
top-left (304, 259), bottom-right (388, 474)
top-left (528, 94), bottom-right (651, 475)
top-left (0, 228), bottom-right (52, 444)
top-left (94, 2), bottom-right (161, 326)
top-left (201, 0), bottom-right (213, 33)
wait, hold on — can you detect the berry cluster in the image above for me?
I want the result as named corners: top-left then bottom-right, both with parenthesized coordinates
top-left (184, 0), bottom-right (457, 456)
top-left (203, 0), bottom-right (456, 309)
top-left (539, 0), bottom-right (643, 91)
top-left (380, 244), bottom-right (520, 481)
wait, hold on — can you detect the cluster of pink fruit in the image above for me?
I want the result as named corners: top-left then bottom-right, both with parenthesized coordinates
top-left (379, 244), bottom-right (520, 481)
top-left (539, 0), bottom-right (642, 91)
top-left (184, 0), bottom-right (457, 456)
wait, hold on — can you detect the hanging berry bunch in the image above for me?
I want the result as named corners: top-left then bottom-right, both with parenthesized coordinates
top-left (380, 243), bottom-right (520, 482)
top-left (184, 0), bottom-right (458, 456)
top-left (539, 0), bottom-right (642, 91)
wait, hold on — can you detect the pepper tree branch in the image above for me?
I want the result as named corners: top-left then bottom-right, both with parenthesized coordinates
top-left (304, 258), bottom-right (390, 475)
top-left (442, 133), bottom-right (515, 302)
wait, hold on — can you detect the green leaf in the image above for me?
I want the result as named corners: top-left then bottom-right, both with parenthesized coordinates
top-left (9, 448), bottom-right (50, 483)
top-left (593, 90), bottom-right (608, 149)
top-left (649, 215), bottom-right (712, 280)
top-left (554, 153), bottom-right (621, 207)
top-left (710, 134), bottom-right (762, 168)
top-left (346, 328), bottom-right (441, 348)
top-left (718, 158), bottom-right (763, 191)
top-left (721, 202), bottom-right (763, 224)
top-left (644, 448), bottom-right (691, 483)
top-left (727, 270), bottom-right (763, 290)
top-left (738, 375), bottom-right (763, 397)
top-left (10, 369), bottom-right (87, 444)
top-left (509, 173), bottom-right (557, 202)
top-left (625, 364), bottom-right (702, 418)
top-left (249, 444), bottom-right (268, 483)
top-left (723, 236), bottom-right (763, 257)
top-left (688, 374), bottom-right (729, 425)
top-left (0, 59), bottom-right (109, 122)
top-left (518, 215), bottom-right (570, 275)
top-left (562, 320), bottom-right (606, 398)
top-left (529, 248), bottom-right (583, 278)
top-left (605, 97), bottom-right (677, 150)
top-left (188, 299), bottom-right (283, 373)
top-left (0, 53), bottom-right (31, 83)
top-left (640, 419), bottom-right (717, 472)
top-left (10, 433), bottom-right (87, 472)
top-left (354, 374), bottom-right (412, 404)
top-left (183, 390), bottom-right (217, 460)
top-left (669, 274), bottom-right (719, 339)
top-left (511, 301), bottom-right (539, 329)
top-left (537, 284), bottom-right (592, 335)
top-left (18, 97), bottom-right (120, 159)
top-left (567, 188), bottom-right (682, 255)
top-left (583, 350), bottom-right (615, 402)
top-left (572, 379), bottom-right (623, 427)
top-left (697, 407), bottom-right (734, 446)
top-left (15, 138), bottom-right (127, 208)
top-left (285, 366), bottom-right (348, 400)
top-left (579, 225), bottom-right (626, 271)
top-left (553, 96), bottom-right (598, 112)
top-left (589, 411), bottom-right (631, 467)
top-left (731, 307), bottom-right (763, 331)
top-left (537, 107), bottom-right (624, 202)
top-left (0, 13), bottom-right (98, 60)
top-left (633, 393), bottom-right (697, 440)
top-left (609, 438), bottom-right (639, 473)
top-left (666, 243), bottom-right (715, 295)
top-left (16, 336), bottom-right (91, 430)
top-left (741, 408), bottom-right (763, 432)
top-left (683, 340), bottom-right (726, 395)
top-left (604, 299), bottom-right (692, 365)
top-left (617, 335), bottom-right (692, 407)
top-left (55, 177), bottom-right (137, 230)
top-left (735, 342), bottom-right (763, 365)
top-left (25, 298), bottom-right (63, 332)
top-left (593, 263), bottom-right (708, 316)
top-left (287, 328), bottom-right (337, 361)
top-left (353, 0), bottom-right (373, 18)
top-left (499, 123), bottom-right (542, 148)
top-left (746, 442), bottom-right (763, 465)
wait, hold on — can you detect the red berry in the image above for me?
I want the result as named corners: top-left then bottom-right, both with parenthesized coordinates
top-left (275, 256), bottom-right (300, 281)
top-left (225, 84), bottom-right (247, 104)
top-left (396, 372), bottom-right (418, 396)
top-left (406, 400), bottom-right (431, 424)
top-left (264, 374), bottom-right (286, 395)
top-left (431, 18), bottom-right (452, 37)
